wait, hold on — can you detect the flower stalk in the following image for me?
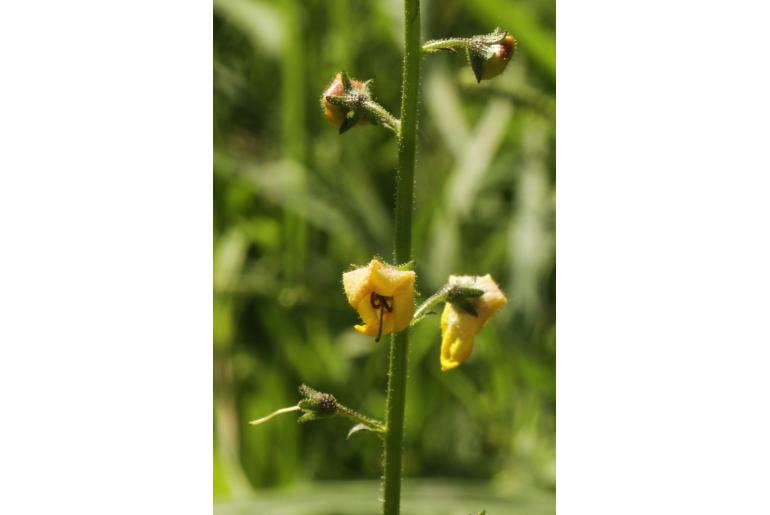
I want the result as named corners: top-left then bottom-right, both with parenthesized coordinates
top-left (324, 94), bottom-right (401, 136)
top-left (421, 37), bottom-right (469, 53)
top-left (411, 284), bottom-right (484, 326)
top-left (249, 384), bottom-right (385, 434)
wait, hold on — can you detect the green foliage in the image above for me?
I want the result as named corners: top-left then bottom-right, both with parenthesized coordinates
top-left (214, 0), bottom-right (555, 510)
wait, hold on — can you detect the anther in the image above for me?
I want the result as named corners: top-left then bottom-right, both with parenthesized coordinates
top-left (370, 292), bottom-right (394, 342)
top-left (376, 305), bottom-right (385, 342)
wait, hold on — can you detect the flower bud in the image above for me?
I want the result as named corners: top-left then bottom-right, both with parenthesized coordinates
top-left (468, 33), bottom-right (516, 83)
top-left (297, 384), bottom-right (338, 423)
top-left (321, 72), bottom-right (371, 133)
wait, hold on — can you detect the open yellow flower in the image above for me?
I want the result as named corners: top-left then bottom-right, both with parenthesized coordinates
top-left (342, 259), bottom-right (415, 340)
top-left (440, 274), bottom-right (507, 371)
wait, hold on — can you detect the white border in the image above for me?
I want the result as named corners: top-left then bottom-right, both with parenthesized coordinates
top-left (558, 1), bottom-right (770, 513)
top-left (0, 1), bottom-right (212, 513)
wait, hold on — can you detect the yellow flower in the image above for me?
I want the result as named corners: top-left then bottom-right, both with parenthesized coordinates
top-left (342, 259), bottom-right (415, 340)
top-left (440, 274), bottom-right (507, 371)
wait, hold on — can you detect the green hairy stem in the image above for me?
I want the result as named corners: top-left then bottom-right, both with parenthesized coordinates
top-left (382, 0), bottom-right (420, 513)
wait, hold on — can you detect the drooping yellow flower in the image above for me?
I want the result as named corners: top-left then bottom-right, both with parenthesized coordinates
top-left (440, 274), bottom-right (507, 371)
top-left (342, 259), bottom-right (415, 340)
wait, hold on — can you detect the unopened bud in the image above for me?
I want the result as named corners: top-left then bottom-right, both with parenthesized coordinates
top-left (321, 72), bottom-right (371, 134)
top-left (296, 384), bottom-right (338, 422)
top-left (468, 32), bottom-right (516, 83)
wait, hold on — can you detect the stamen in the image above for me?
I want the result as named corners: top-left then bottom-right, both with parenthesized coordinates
top-left (370, 292), bottom-right (394, 342)
top-left (376, 305), bottom-right (385, 342)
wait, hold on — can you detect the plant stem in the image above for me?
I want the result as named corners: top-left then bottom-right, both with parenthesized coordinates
top-left (382, 0), bottom-right (420, 513)
top-left (326, 94), bottom-right (401, 136)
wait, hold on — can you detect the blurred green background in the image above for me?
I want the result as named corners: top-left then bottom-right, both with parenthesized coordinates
top-left (214, 0), bottom-right (554, 513)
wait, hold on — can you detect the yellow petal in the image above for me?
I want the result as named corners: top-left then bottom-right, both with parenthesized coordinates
top-left (354, 323), bottom-right (376, 336)
top-left (439, 274), bottom-right (507, 371)
top-left (440, 302), bottom-right (482, 371)
top-left (342, 264), bottom-right (373, 308)
top-left (370, 260), bottom-right (415, 297)
top-left (469, 274), bottom-right (507, 325)
top-left (355, 294), bottom-right (394, 337)
top-left (390, 278), bottom-right (415, 333)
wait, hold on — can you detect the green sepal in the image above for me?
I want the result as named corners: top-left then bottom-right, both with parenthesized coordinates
top-left (447, 287), bottom-right (484, 300)
top-left (446, 286), bottom-right (484, 317)
top-left (466, 28), bottom-right (510, 83)
top-left (298, 384), bottom-right (338, 415)
top-left (476, 27), bottom-right (507, 45)
top-left (396, 260), bottom-right (414, 271)
top-left (467, 47), bottom-right (484, 83)
top-left (297, 412), bottom-right (316, 423)
top-left (449, 297), bottom-right (478, 317)
top-left (339, 70), bottom-right (352, 91)
top-left (324, 94), bottom-right (350, 107)
top-left (297, 398), bottom-right (320, 411)
top-left (338, 111), bottom-right (360, 134)
top-left (297, 411), bottom-right (334, 424)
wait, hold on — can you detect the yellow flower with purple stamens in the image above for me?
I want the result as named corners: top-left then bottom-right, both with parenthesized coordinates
top-left (343, 259), bottom-right (415, 341)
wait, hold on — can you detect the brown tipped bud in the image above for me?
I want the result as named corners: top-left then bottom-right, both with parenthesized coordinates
top-left (321, 73), bottom-right (347, 127)
top-left (320, 72), bottom-right (371, 132)
top-left (469, 34), bottom-right (517, 82)
top-left (296, 384), bottom-right (339, 423)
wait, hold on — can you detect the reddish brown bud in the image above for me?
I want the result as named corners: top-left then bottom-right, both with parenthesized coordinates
top-left (470, 34), bottom-right (517, 82)
top-left (321, 73), bottom-right (370, 130)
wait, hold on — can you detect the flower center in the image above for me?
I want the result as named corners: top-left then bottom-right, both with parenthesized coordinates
top-left (370, 292), bottom-right (394, 342)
